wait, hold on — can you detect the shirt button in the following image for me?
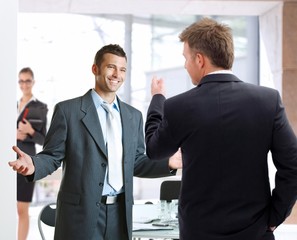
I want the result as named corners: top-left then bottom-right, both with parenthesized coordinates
top-left (99, 182), bottom-right (103, 187)
top-left (101, 163), bottom-right (106, 167)
top-left (96, 202), bottom-right (100, 207)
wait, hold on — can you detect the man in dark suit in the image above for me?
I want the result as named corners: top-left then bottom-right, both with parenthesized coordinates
top-left (145, 18), bottom-right (297, 240)
top-left (9, 44), bottom-right (182, 240)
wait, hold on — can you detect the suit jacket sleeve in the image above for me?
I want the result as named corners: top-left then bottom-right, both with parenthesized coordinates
top-left (269, 93), bottom-right (297, 227)
top-left (145, 94), bottom-right (179, 160)
top-left (29, 103), bottom-right (66, 181)
top-left (132, 103), bottom-right (175, 177)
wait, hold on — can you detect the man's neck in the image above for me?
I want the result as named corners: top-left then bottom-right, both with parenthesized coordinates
top-left (94, 88), bottom-right (116, 104)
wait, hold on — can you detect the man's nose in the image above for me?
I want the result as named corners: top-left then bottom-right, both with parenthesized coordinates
top-left (112, 69), bottom-right (119, 77)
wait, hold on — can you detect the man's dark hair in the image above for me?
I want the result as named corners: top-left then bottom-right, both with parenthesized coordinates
top-left (94, 44), bottom-right (127, 67)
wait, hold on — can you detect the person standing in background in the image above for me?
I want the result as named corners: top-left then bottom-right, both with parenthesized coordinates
top-left (17, 67), bottom-right (48, 240)
top-left (145, 18), bottom-right (297, 240)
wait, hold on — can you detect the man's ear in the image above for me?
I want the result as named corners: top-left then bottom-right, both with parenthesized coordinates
top-left (196, 53), bottom-right (205, 67)
top-left (92, 64), bottom-right (99, 75)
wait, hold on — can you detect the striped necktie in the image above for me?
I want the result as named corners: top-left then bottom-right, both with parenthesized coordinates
top-left (101, 103), bottom-right (123, 191)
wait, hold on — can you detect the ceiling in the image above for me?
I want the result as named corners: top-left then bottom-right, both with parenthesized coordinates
top-left (19, 0), bottom-right (283, 16)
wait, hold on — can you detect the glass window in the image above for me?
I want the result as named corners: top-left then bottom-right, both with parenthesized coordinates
top-left (18, 13), bottom-right (257, 202)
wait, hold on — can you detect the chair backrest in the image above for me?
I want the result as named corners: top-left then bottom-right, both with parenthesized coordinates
top-left (38, 202), bottom-right (56, 240)
top-left (160, 180), bottom-right (181, 202)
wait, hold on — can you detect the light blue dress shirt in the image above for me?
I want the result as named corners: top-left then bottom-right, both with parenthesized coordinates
top-left (91, 89), bottom-right (123, 196)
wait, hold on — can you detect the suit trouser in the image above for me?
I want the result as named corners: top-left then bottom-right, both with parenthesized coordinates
top-left (91, 194), bottom-right (129, 240)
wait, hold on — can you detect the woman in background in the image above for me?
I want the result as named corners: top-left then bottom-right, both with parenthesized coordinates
top-left (16, 67), bottom-right (48, 240)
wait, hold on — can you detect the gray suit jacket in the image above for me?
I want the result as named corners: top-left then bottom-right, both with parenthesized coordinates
top-left (29, 90), bottom-right (173, 240)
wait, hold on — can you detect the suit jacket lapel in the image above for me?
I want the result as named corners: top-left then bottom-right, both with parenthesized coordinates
top-left (80, 90), bottom-right (107, 158)
top-left (79, 92), bottom-right (134, 161)
top-left (118, 99), bottom-right (133, 162)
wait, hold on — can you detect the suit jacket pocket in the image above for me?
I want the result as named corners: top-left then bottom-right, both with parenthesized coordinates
top-left (58, 191), bottom-right (81, 205)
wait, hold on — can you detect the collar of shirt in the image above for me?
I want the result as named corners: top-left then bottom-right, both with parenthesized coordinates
top-left (91, 89), bottom-right (120, 113)
top-left (18, 95), bottom-right (37, 113)
top-left (207, 69), bottom-right (234, 75)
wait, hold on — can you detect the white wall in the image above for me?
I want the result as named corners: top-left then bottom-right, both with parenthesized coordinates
top-left (0, 0), bottom-right (18, 238)
top-left (259, 3), bottom-right (283, 197)
top-left (259, 2), bottom-right (283, 94)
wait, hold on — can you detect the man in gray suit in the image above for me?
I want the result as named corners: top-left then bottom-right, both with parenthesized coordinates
top-left (145, 18), bottom-right (297, 240)
top-left (9, 44), bottom-right (182, 240)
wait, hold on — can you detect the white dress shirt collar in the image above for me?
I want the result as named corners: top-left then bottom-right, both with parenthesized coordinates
top-left (207, 69), bottom-right (234, 75)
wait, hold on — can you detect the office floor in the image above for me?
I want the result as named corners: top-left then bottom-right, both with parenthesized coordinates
top-left (28, 203), bottom-right (297, 240)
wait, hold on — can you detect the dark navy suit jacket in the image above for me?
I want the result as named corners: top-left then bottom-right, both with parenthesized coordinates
top-left (145, 74), bottom-right (297, 240)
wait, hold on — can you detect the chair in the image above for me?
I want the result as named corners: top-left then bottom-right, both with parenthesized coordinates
top-left (38, 202), bottom-right (56, 240)
top-left (160, 180), bottom-right (181, 202)
top-left (159, 180), bottom-right (181, 240)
